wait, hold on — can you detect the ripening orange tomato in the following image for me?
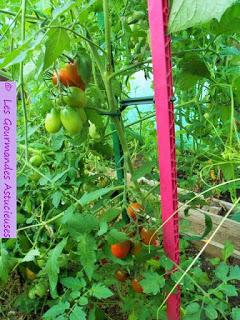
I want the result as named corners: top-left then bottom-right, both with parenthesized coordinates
top-left (131, 279), bottom-right (143, 293)
top-left (140, 227), bottom-right (157, 245)
top-left (115, 270), bottom-right (129, 282)
top-left (127, 202), bottom-right (144, 220)
top-left (52, 62), bottom-right (85, 90)
top-left (111, 241), bottom-right (131, 259)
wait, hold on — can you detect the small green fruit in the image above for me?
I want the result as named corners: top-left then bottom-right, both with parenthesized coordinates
top-left (60, 107), bottom-right (83, 134)
top-left (45, 108), bottom-right (62, 133)
top-left (29, 154), bottom-right (43, 167)
top-left (28, 287), bottom-right (36, 300)
top-left (64, 87), bottom-right (87, 108)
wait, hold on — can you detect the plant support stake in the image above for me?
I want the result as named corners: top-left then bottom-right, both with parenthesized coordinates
top-left (148, 1), bottom-right (180, 319)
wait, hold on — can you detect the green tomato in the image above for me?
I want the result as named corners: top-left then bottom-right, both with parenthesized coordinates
top-left (132, 10), bottom-right (145, 20)
top-left (35, 283), bottom-right (47, 297)
top-left (28, 287), bottom-right (36, 300)
top-left (60, 107), bottom-right (83, 134)
top-left (29, 154), bottom-right (43, 167)
top-left (29, 172), bottom-right (41, 182)
top-left (78, 108), bottom-right (87, 123)
top-left (36, 259), bottom-right (45, 268)
top-left (45, 108), bottom-right (62, 133)
top-left (64, 87), bottom-right (87, 108)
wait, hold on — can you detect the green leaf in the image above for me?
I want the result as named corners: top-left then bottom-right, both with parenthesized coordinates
top-left (159, 255), bottom-right (174, 271)
top-left (45, 238), bottom-right (67, 298)
top-left (63, 213), bottom-right (98, 235)
top-left (76, 53), bottom-right (92, 84)
top-left (97, 221), bottom-right (108, 236)
top-left (232, 308), bottom-right (240, 320)
top-left (204, 305), bottom-right (218, 320)
top-left (179, 54), bottom-right (211, 90)
top-left (79, 186), bottom-right (116, 206)
top-left (43, 302), bottom-right (70, 319)
top-left (184, 302), bottom-right (201, 320)
top-left (220, 284), bottom-right (238, 297)
top-left (17, 175), bottom-right (28, 187)
top-left (60, 277), bottom-right (86, 291)
top-left (211, 4), bottom-right (240, 34)
top-left (221, 241), bottom-right (234, 262)
top-left (0, 33), bottom-right (45, 69)
top-left (79, 297), bottom-right (88, 305)
top-left (132, 161), bottom-right (153, 181)
top-left (90, 283), bottom-right (113, 299)
top-left (229, 265), bottom-right (240, 281)
top-left (51, 191), bottom-right (63, 208)
top-left (215, 262), bottom-right (229, 282)
top-left (52, 170), bottom-right (69, 183)
top-left (43, 29), bottom-right (70, 71)
top-left (77, 234), bottom-right (97, 280)
top-left (52, 1), bottom-right (75, 20)
top-left (192, 267), bottom-right (210, 286)
top-left (70, 305), bottom-right (86, 320)
top-left (21, 249), bottom-right (40, 263)
top-left (107, 229), bottom-right (129, 244)
top-left (100, 208), bottom-right (121, 222)
top-left (0, 247), bottom-right (9, 283)
top-left (184, 212), bottom-right (212, 241)
top-left (51, 131), bottom-right (65, 151)
top-left (140, 272), bottom-right (165, 295)
top-left (169, 0), bottom-right (236, 33)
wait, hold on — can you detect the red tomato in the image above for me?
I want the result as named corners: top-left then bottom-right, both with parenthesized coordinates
top-left (140, 227), bottom-right (157, 245)
top-left (127, 202), bottom-right (144, 220)
top-left (115, 270), bottom-right (129, 282)
top-left (131, 279), bottom-right (143, 293)
top-left (52, 62), bottom-right (85, 90)
top-left (111, 241), bottom-right (131, 259)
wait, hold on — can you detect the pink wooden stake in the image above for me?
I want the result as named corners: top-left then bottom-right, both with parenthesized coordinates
top-left (147, 1), bottom-right (180, 319)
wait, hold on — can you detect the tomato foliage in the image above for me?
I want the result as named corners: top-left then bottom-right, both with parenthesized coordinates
top-left (0, 0), bottom-right (240, 319)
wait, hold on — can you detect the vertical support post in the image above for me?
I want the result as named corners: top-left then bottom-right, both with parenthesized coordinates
top-left (147, 1), bottom-right (180, 320)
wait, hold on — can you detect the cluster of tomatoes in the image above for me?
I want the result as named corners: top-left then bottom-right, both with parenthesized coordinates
top-left (110, 203), bottom-right (159, 294)
top-left (45, 61), bottom-right (90, 135)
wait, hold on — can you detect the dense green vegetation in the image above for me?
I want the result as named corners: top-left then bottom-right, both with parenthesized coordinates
top-left (0, 0), bottom-right (240, 319)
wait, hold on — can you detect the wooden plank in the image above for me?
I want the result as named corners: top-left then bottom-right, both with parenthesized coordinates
top-left (178, 206), bottom-right (240, 252)
top-left (193, 240), bottom-right (240, 260)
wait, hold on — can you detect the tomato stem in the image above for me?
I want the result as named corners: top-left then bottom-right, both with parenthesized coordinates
top-left (102, 0), bottom-right (142, 195)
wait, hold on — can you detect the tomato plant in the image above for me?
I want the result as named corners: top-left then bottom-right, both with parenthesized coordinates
top-left (1, 0), bottom-right (240, 319)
